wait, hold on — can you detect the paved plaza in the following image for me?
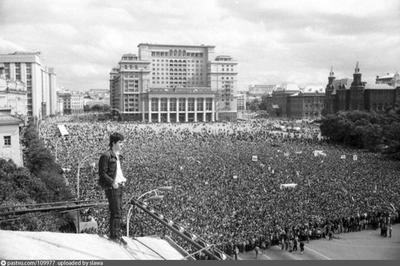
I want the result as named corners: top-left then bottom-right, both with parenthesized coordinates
top-left (239, 224), bottom-right (400, 260)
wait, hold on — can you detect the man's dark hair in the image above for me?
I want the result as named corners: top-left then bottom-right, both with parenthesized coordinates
top-left (109, 132), bottom-right (124, 148)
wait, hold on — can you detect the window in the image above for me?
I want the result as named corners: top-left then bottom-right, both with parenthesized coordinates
top-left (151, 98), bottom-right (159, 111)
top-left (179, 98), bottom-right (186, 111)
top-left (4, 136), bottom-right (11, 146)
top-left (206, 98), bottom-right (213, 111)
top-left (197, 98), bottom-right (204, 111)
top-left (188, 98), bottom-right (195, 111)
top-left (161, 98), bottom-right (168, 111)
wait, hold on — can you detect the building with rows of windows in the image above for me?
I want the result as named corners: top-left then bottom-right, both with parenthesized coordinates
top-left (324, 63), bottom-right (400, 114)
top-left (110, 43), bottom-right (238, 122)
top-left (0, 52), bottom-right (57, 118)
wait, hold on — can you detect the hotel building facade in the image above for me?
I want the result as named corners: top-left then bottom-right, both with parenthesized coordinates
top-left (110, 43), bottom-right (238, 122)
top-left (0, 52), bottom-right (57, 118)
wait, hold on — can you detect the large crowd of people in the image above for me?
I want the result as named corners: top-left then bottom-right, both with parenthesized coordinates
top-left (39, 118), bottom-right (400, 256)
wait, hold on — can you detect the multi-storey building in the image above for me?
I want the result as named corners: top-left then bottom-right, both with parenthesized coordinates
top-left (110, 44), bottom-right (238, 122)
top-left (0, 52), bottom-right (57, 118)
top-left (376, 72), bottom-right (400, 87)
top-left (286, 92), bottom-right (325, 119)
top-left (208, 55), bottom-right (238, 120)
top-left (235, 92), bottom-right (247, 112)
top-left (325, 64), bottom-right (400, 114)
top-left (264, 85), bottom-right (324, 119)
top-left (70, 92), bottom-right (84, 113)
top-left (0, 67), bottom-right (27, 116)
top-left (57, 91), bottom-right (72, 115)
top-left (0, 113), bottom-right (24, 166)
top-left (247, 84), bottom-right (277, 101)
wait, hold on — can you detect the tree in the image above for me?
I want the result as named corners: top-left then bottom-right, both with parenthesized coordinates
top-left (22, 118), bottom-right (73, 202)
top-left (248, 99), bottom-right (260, 112)
top-left (320, 110), bottom-right (400, 159)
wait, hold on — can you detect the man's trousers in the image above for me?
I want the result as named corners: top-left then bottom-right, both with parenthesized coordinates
top-left (105, 187), bottom-right (123, 239)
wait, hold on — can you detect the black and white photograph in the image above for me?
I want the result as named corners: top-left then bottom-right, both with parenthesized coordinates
top-left (0, 0), bottom-right (399, 262)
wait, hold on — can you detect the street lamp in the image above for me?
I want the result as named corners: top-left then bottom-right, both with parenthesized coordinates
top-left (75, 152), bottom-right (101, 234)
top-left (76, 153), bottom-right (101, 199)
top-left (126, 186), bottom-right (173, 237)
top-left (110, 108), bottom-right (121, 119)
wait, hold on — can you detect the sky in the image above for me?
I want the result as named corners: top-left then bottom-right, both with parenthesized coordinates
top-left (0, 0), bottom-right (399, 91)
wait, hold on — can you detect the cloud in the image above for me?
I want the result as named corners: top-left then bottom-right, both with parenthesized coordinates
top-left (0, 0), bottom-right (399, 90)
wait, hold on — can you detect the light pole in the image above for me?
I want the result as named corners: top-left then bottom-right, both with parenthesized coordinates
top-left (75, 152), bottom-right (101, 234)
top-left (126, 186), bottom-right (173, 237)
top-left (76, 153), bottom-right (101, 199)
top-left (110, 108), bottom-right (121, 120)
top-left (54, 136), bottom-right (63, 162)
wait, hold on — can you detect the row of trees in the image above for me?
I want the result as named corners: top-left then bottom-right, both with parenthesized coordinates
top-left (320, 110), bottom-right (400, 159)
top-left (83, 104), bottom-right (110, 113)
top-left (0, 119), bottom-right (73, 231)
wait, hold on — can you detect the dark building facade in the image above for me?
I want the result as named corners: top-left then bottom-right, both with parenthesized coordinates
top-left (265, 89), bottom-right (324, 119)
top-left (325, 63), bottom-right (400, 114)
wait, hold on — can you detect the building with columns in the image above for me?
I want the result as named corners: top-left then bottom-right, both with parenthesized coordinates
top-left (143, 87), bottom-right (216, 123)
top-left (0, 52), bottom-right (57, 118)
top-left (110, 44), bottom-right (237, 122)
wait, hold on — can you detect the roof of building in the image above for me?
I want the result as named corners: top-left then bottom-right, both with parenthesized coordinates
top-left (138, 43), bottom-right (215, 48)
top-left (0, 114), bottom-right (23, 125)
top-left (365, 84), bottom-right (395, 90)
top-left (290, 92), bottom-right (325, 97)
top-left (376, 72), bottom-right (399, 79)
top-left (276, 83), bottom-right (300, 91)
top-left (215, 55), bottom-right (233, 60)
top-left (0, 230), bottom-right (185, 260)
top-left (332, 78), bottom-right (353, 91)
top-left (148, 87), bottom-right (216, 95)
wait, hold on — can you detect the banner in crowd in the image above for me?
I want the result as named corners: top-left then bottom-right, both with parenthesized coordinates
top-left (341, 155), bottom-right (346, 159)
top-left (57, 124), bottom-right (69, 136)
top-left (252, 155), bottom-right (258, 162)
top-left (313, 150), bottom-right (326, 157)
top-left (353, 155), bottom-right (358, 161)
top-left (279, 183), bottom-right (297, 190)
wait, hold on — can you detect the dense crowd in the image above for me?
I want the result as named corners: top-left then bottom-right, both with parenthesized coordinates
top-left (39, 118), bottom-right (400, 256)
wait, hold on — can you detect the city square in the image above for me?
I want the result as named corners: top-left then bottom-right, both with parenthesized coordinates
top-left (0, 0), bottom-right (400, 262)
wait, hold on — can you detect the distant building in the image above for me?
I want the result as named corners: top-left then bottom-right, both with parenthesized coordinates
top-left (376, 72), bottom-right (400, 87)
top-left (325, 64), bottom-right (400, 114)
top-left (0, 52), bottom-right (57, 118)
top-left (56, 97), bottom-right (64, 115)
top-left (208, 55), bottom-right (238, 121)
top-left (264, 84), bottom-right (324, 119)
top-left (57, 91), bottom-right (72, 115)
top-left (0, 68), bottom-right (27, 116)
top-left (70, 92), bottom-right (84, 113)
top-left (235, 93), bottom-right (247, 112)
top-left (247, 84), bottom-right (277, 103)
top-left (0, 114), bottom-right (23, 166)
top-left (84, 89), bottom-right (110, 108)
top-left (110, 43), bottom-right (238, 122)
top-left (248, 85), bottom-right (277, 96)
top-left (287, 91), bottom-right (325, 119)
top-left (265, 85), bottom-right (301, 117)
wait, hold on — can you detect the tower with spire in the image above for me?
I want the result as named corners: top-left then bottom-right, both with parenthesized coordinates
top-left (349, 61), bottom-right (365, 110)
top-left (324, 66), bottom-right (336, 114)
top-left (328, 66), bottom-right (335, 86)
top-left (351, 61), bottom-right (363, 87)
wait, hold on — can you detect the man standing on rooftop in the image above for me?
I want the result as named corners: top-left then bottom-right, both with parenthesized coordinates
top-left (98, 132), bottom-right (127, 244)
